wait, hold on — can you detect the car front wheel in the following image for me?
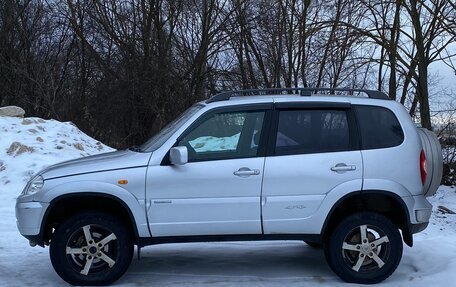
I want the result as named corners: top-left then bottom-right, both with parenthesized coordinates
top-left (324, 212), bottom-right (403, 284)
top-left (50, 212), bottom-right (133, 286)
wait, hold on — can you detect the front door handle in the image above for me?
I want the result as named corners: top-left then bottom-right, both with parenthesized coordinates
top-left (233, 167), bottom-right (260, 177)
top-left (331, 163), bottom-right (356, 173)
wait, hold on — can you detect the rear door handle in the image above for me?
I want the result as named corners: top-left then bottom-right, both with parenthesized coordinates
top-left (331, 163), bottom-right (356, 173)
top-left (233, 167), bottom-right (260, 177)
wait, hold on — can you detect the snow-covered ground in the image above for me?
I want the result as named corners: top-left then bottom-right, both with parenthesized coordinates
top-left (1, 116), bottom-right (456, 286)
top-left (190, 133), bottom-right (240, 152)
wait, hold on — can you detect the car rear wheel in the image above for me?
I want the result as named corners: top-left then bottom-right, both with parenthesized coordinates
top-left (50, 212), bottom-right (133, 286)
top-left (324, 212), bottom-right (402, 284)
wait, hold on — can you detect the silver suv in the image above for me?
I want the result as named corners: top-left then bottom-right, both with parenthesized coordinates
top-left (16, 88), bottom-right (443, 285)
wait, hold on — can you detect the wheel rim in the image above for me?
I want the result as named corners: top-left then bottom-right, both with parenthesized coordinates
top-left (341, 224), bottom-right (391, 273)
top-left (65, 224), bottom-right (119, 276)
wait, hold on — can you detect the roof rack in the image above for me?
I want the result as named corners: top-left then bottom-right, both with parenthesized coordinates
top-left (206, 87), bottom-right (389, 103)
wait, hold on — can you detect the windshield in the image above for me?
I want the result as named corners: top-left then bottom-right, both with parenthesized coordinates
top-left (140, 104), bottom-right (204, 152)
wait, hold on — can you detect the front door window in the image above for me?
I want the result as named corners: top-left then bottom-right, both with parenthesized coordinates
top-left (178, 110), bottom-right (265, 162)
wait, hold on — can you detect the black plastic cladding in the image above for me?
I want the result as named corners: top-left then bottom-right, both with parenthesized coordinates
top-left (206, 88), bottom-right (390, 103)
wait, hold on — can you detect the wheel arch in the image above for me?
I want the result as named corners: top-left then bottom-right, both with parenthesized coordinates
top-left (321, 190), bottom-right (413, 247)
top-left (38, 192), bottom-right (140, 247)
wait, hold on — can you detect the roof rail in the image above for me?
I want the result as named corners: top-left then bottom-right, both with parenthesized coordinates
top-left (206, 87), bottom-right (389, 103)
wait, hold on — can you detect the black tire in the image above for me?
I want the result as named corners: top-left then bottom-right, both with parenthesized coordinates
top-left (324, 212), bottom-right (402, 284)
top-left (304, 241), bottom-right (323, 249)
top-left (50, 212), bottom-right (134, 286)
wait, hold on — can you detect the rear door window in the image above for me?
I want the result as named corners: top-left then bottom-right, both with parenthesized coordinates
top-left (355, 105), bottom-right (404, 149)
top-left (274, 109), bottom-right (351, 155)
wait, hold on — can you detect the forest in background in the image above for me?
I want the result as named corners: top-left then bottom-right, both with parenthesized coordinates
top-left (1, 0), bottom-right (455, 149)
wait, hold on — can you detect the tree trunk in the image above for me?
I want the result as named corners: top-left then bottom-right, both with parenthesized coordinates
top-left (409, 0), bottom-right (432, 130)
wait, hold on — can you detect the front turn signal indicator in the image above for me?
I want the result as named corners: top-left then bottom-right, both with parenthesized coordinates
top-left (118, 179), bottom-right (128, 185)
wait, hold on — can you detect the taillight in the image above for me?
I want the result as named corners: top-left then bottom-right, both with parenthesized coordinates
top-left (420, 149), bottom-right (427, 185)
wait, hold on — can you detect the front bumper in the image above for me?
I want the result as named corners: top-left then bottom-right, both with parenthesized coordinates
top-left (15, 201), bottom-right (49, 237)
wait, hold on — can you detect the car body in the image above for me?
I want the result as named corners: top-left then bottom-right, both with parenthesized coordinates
top-left (16, 88), bottom-right (443, 285)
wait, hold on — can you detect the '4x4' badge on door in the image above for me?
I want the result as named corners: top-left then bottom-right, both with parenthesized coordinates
top-left (285, 205), bottom-right (307, 210)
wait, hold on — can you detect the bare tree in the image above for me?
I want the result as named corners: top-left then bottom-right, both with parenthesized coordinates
top-left (341, 0), bottom-right (456, 129)
top-left (2, 0), bottom-right (455, 148)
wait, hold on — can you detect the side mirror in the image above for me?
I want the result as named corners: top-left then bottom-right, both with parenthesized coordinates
top-left (169, 146), bottom-right (188, 165)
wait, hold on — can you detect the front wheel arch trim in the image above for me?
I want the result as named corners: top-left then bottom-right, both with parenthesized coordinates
top-left (36, 192), bottom-right (139, 247)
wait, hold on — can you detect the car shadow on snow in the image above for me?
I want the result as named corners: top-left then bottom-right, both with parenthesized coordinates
top-left (119, 240), bottom-right (335, 286)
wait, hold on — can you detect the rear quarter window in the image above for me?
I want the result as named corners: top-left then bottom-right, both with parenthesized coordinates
top-left (355, 105), bottom-right (404, 149)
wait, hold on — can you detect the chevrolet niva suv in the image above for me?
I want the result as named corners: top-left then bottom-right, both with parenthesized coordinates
top-left (16, 88), bottom-right (443, 285)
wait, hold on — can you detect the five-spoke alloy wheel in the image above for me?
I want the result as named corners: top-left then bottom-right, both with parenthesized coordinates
top-left (325, 212), bottom-right (403, 284)
top-left (50, 212), bottom-right (133, 286)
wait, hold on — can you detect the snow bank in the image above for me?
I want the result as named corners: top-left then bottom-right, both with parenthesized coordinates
top-left (190, 133), bottom-right (240, 152)
top-left (0, 116), bottom-right (114, 189)
top-left (0, 116), bottom-right (115, 286)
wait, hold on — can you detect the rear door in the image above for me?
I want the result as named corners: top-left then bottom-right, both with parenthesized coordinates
top-left (262, 102), bottom-right (363, 234)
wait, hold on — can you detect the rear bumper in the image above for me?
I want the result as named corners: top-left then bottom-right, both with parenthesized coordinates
top-left (401, 194), bottom-right (432, 247)
top-left (410, 222), bottom-right (429, 234)
top-left (403, 195), bottom-right (432, 225)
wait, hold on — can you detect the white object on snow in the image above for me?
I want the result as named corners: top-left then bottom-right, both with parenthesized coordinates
top-left (0, 106), bottom-right (25, 118)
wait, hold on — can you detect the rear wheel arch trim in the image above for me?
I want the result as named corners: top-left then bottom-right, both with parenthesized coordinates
top-left (39, 192), bottom-right (140, 246)
top-left (320, 190), bottom-right (413, 246)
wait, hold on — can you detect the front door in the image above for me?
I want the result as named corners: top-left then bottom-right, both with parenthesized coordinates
top-left (146, 106), bottom-right (271, 237)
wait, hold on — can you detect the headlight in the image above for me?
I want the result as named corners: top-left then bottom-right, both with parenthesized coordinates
top-left (23, 175), bottom-right (44, 195)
